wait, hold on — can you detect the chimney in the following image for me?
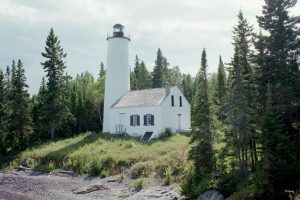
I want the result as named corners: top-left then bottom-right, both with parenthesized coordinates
top-left (166, 82), bottom-right (171, 96)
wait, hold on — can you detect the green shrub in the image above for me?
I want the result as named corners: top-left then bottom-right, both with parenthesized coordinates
top-left (180, 166), bottom-right (213, 199)
top-left (162, 166), bottom-right (173, 185)
top-left (129, 162), bottom-right (153, 179)
top-left (100, 170), bottom-right (109, 177)
top-left (227, 185), bottom-right (262, 200)
top-left (158, 128), bottom-right (173, 139)
top-left (154, 152), bottom-right (185, 181)
top-left (130, 178), bottom-right (147, 192)
top-left (89, 159), bottom-right (101, 176)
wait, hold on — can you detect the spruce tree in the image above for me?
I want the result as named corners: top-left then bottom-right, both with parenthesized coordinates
top-left (41, 28), bottom-right (69, 139)
top-left (189, 48), bottom-right (213, 176)
top-left (216, 56), bottom-right (226, 121)
top-left (98, 62), bottom-right (105, 80)
top-left (0, 70), bottom-right (6, 156)
top-left (9, 60), bottom-right (31, 150)
top-left (131, 55), bottom-right (140, 90)
top-left (152, 48), bottom-right (165, 88)
top-left (256, 0), bottom-right (300, 197)
top-left (226, 44), bottom-right (251, 177)
top-left (182, 73), bottom-right (193, 103)
top-left (138, 61), bottom-right (152, 89)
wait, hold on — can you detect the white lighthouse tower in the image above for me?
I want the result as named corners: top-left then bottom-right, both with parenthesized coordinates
top-left (103, 24), bottom-right (130, 132)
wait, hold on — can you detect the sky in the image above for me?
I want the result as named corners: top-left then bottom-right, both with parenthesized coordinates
top-left (0, 0), bottom-right (299, 94)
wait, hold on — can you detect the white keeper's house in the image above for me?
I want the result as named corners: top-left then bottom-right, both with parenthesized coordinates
top-left (102, 24), bottom-right (191, 140)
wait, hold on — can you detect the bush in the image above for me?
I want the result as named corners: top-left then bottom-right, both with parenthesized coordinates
top-left (130, 178), bottom-right (147, 192)
top-left (154, 152), bottom-right (185, 181)
top-left (129, 162), bottom-right (153, 179)
top-left (180, 166), bottom-right (213, 199)
top-left (158, 128), bottom-right (173, 139)
top-left (162, 166), bottom-right (173, 185)
top-left (226, 185), bottom-right (262, 200)
top-left (89, 159), bottom-right (101, 176)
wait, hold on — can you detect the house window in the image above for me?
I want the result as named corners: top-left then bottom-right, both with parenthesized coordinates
top-left (171, 95), bottom-right (174, 107)
top-left (179, 96), bottom-right (182, 107)
top-left (144, 114), bottom-right (154, 126)
top-left (130, 115), bottom-right (140, 126)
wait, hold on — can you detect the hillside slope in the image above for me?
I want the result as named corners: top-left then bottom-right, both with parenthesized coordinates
top-left (7, 132), bottom-right (191, 182)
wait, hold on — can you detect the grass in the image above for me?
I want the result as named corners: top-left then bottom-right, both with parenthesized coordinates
top-left (7, 132), bottom-right (190, 182)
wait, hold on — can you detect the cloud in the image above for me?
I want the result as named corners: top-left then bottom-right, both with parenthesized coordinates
top-left (0, 0), bottom-right (299, 94)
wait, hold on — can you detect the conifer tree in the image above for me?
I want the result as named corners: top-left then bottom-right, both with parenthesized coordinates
top-left (9, 60), bottom-right (31, 150)
top-left (98, 62), bottom-right (105, 80)
top-left (152, 48), bottom-right (165, 88)
top-left (189, 48), bottom-right (213, 175)
top-left (226, 45), bottom-right (251, 177)
top-left (256, 0), bottom-right (300, 197)
top-left (138, 61), bottom-right (152, 89)
top-left (182, 73), bottom-right (193, 103)
top-left (41, 28), bottom-right (70, 139)
top-left (0, 70), bottom-right (6, 156)
top-left (216, 56), bottom-right (226, 121)
top-left (131, 55), bottom-right (140, 90)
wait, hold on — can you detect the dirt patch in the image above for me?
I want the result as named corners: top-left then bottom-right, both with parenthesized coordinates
top-left (0, 171), bottom-right (183, 200)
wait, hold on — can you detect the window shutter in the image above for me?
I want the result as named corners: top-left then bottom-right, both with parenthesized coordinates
top-left (144, 115), bottom-right (146, 126)
top-left (180, 96), bottom-right (182, 107)
top-left (137, 115), bottom-right (140, 126)
top-left (171, 95), bottom-right (174, 106)
top-left (130, 115), bottom-right (133, 126)
top-left (151, 115), bottom-right (154, 125)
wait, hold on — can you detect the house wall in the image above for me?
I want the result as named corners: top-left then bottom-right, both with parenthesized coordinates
top-left (161, 87), bottom-right (191, 133)
top-left (109, 106), bottom-right (162, 138)
top-left (108, 87), bottom-right (191, 138)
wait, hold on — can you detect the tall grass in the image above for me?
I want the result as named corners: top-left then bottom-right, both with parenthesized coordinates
top-left (8, 132), bottom-right (190, 180)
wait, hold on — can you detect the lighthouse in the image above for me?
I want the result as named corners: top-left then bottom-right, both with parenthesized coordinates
top-left (103, 24), bottom-right (130, 132)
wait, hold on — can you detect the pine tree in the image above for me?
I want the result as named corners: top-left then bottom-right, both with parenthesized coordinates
top-left (98, 62), bottom-right (105, 80)
top-left (226, 44), bottom-right (251, 177)
top-left (216, 56), bottom-right (226, 121)
top-left (256, 0), bottom-right (300, 197)
top-left (166, 66), bottom-right (182, 86)
top-left (138, 61), bottom-right (152, 89)
top-left (260, 85), bottom-right (296, 199)
top-left (131, 55), bottom-right (140, 90)
top-left (182, 73), bottom-right (193, 103)
top-left (189, 49), bottom-right (213, 175)
top-left (152, 48), bottom-right (165, 88)
top-left (0, 70), bottom-right (6, 156)
top-left (9, 60), bottom-right (32, 150)
top-left (41, 28), bottom-right (70, 139)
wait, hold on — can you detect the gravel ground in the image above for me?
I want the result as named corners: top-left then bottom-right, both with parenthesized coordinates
top-left (0, 170), bottom-right (183, 200)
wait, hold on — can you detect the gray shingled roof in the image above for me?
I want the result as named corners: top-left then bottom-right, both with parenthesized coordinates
top-left (112, 88), bottom-right (168, 108)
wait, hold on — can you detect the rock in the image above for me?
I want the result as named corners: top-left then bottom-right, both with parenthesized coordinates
top-left (73, 183), bottom-right (108, 194)
top-left (18, 165), bottom-right (32, 171)
top-left (201, 190), bottom-right (224, 200)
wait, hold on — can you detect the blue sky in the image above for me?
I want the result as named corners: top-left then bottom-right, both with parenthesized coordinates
top-left (0, 0), bottom-right (299, 94)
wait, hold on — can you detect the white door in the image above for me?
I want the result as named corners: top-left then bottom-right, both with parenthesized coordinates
top-left (178, 114), bottom-right (182, 130)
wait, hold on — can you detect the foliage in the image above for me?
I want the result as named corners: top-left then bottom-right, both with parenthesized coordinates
top-left (130, 178), bottom-right (147, 192)
top-left (189, 48), bottom-right (213, 175)
top-left (131, 55), bottom-right (152, 90)
top-left (158, 127), bottom-right (173, 139)
top-left (129, 162), bottom-right (153, 179)
top-left (40, 28), bottom-right (73, 139)
top-left (162, 166), bottom-right (173, 185)
top-left (6, 132), bottom-right (190, 177)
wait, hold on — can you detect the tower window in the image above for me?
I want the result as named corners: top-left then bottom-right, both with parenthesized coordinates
top-left (130, 115), bottom-right (140, 126)
top-left (171, 95), bottom-right (174, 107)
top-left (179, 96), bottom-right (182, 107)
top-left (144, 114), bottom-right (154, 126)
